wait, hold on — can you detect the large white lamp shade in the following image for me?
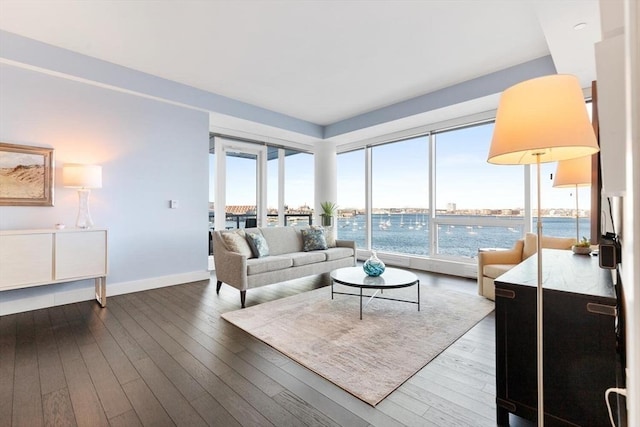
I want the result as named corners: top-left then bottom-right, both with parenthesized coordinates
top-left (489, 75), bottom-right (599, 165)
top-left (487, 74), bottom-right (598, 426)
top-left (63, 164), bottom-right (102, 229)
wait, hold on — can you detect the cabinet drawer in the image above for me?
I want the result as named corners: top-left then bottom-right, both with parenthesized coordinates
top-left (0, 233), bottom-right (53, 288)
top-left (55, 231), bottom-right (107, 280)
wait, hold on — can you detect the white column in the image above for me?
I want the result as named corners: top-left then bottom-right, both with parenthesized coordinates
top-left (314, 141), bottom-right (337, 226)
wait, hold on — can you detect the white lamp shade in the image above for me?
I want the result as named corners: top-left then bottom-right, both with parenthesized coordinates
top-left (488, 75), bottom-right (599, 165)
top-left (553, 155), bottom-right (592, 188)
top-left (63, 164), bottom-right (102, 189)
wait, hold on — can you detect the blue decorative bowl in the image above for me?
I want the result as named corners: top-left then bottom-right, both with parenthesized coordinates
top-left (363, 251), bottom-right (385, 277)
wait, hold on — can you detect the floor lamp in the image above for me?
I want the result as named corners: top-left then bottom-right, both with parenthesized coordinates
top-left (487, 75), bottom-right (599, 426)
top-left (553, 155), bottom-right (592, 243)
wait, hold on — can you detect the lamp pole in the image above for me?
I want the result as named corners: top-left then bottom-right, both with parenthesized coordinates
top-left (575, 184), bottom-right (580, 243)
top-left (535, 154), bottom-right (544, 425)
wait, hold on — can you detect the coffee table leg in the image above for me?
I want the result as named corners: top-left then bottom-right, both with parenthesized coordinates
top-left (417, 280), bottom-right (420, 311)
top-left (360, 288), bottom-right (363, 320)
top-left (331, 280), bottom-right (334, 300)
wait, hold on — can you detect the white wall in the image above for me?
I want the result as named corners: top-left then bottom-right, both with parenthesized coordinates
top-left (0, 63), bottom-right (210, 315)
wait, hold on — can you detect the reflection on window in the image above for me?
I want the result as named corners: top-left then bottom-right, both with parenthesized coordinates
top-left (372, 136), bottom-right (429, 256)
top-left (537, 162), bottom-right (591, 241)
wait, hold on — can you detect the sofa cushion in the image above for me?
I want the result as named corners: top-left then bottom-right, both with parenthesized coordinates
top-left (301, 228), bottom-right (328, 251)
top-left (221, 230), bottom-right (253, 258)
top-left (483, 263), bottom-right (516, 279)
top-left (260, 226), bottom-right (303, 255)
top-left (246, 232), bottom-right (269, 258)
top-left (246, 256), bottom-right (293, 275)
top-left (288, 251), bottom-right (326, 267)
top-left (321, 247), bottom-right (354, 261)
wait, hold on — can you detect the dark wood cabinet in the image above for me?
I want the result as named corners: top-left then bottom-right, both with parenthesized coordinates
top-left (495, 249), bottom-right (618, 426)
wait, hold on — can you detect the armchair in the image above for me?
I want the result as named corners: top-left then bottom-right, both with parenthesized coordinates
top-left (477, 232), bottom-right (575, 300)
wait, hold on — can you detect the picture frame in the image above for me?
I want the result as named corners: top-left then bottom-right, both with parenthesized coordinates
top-left (0, 142), bottom-right (54, 206)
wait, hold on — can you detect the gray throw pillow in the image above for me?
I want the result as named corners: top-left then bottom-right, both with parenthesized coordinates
top-left (301, 228), bottom-right (328, 251)
top-left (246, 232), bottom-right (270, 258)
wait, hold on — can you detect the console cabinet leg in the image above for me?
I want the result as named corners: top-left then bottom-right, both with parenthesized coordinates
top-left (95, 277), bottom-right (106, 307)
top-left (216, 280), bottom-right (222, 293)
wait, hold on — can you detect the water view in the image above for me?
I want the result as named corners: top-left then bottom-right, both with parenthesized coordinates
top-left (335, 214), bottom-right (589, 258)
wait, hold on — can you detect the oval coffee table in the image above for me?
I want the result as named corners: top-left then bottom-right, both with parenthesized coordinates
top-left (330, 266), bottom-right (420, 319)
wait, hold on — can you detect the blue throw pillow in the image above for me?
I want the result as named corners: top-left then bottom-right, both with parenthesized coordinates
top-left (246, 232), bottom-right (270, 258)
top-left (301, 228), bottom-right (328, 251)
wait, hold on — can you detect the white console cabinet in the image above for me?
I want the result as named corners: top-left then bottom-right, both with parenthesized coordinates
top-left (0, 228), bottom-right (108, 306)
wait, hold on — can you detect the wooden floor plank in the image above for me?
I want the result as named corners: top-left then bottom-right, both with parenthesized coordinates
top-left (12, 312), bottom-right (43, 427)
top-left (33, 309), bottom-right (66, 396)
top-left (78, 341), bottom-right (133, 419)
top-left (75, 301), bottom-right (141, 385)
top-left (110, 297), bottom-right (207, 403)
top-left (217, 368), bottom-right (305, 427)
top-left (107, 409), bottom-right (143, 427)
top-left (131, 357), bottom-right (207, 427)
top-left (121, 377), bottom-right (175, 427)
top-left (42, 388), bottom-right (77, 427)
top-left (53, 320), bottom-right (109, 427)
top-left (172, 350), bottom-right (275, 426)
top-left (189, 393), bottom-right (243, 427)
top-left (0, 314), bottom-right (17, 427)
top-left (1, 270), bottom-right (508, 426)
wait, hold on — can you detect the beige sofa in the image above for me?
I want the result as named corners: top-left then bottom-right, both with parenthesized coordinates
top-left (213, 226), bottom-right (356, 307)
top-left (477, 232), bottom-right (575, 300)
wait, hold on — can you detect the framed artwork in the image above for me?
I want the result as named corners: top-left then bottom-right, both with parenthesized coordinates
top-left (0, 142), bottom-right (54, 206)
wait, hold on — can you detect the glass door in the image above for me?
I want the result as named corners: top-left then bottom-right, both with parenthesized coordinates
top-left (212, 137), bottom-right (267, 231)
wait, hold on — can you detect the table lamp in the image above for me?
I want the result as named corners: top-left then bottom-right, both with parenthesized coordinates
top-left (553, 155), bottom-right (593, 243)
top-left (488, 74), bottom-right (599, 425)
top-left (63, 164), bottom-right (102, 229)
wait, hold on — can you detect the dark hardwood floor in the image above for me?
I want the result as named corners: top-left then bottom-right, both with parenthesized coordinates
top-left (0, 269), bottom-right (533, 426)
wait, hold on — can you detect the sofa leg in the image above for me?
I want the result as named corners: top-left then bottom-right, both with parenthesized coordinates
top-left (240, 291), bottom-right (246, 308)
top-left (216, 280), bottom-right (222, 294)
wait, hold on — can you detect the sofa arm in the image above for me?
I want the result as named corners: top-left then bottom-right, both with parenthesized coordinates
top-left (213, 232), bottom-right (249, 290)
top-left (477, 239), bottom-right (524, 296)
top-left (336, 240), bottom-right (357, 266)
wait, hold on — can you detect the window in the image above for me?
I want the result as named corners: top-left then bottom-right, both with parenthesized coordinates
top-left (433, 122), bottom-right (525, 257)
top-left (337, 149), bottom-right (365, 248)
top-left (371, 136), bottom-right (429, 255)
top-left (285, 150), bottom-right (313, 227)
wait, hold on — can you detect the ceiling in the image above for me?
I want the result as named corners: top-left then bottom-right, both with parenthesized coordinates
top-left (0, 0), bottom-right (602, 143)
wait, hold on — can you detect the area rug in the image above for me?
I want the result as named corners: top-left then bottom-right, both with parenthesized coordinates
top-left (221, 284), bottom-right (494, 406)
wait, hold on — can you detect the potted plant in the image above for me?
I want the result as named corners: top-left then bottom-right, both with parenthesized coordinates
top-left (320, 201), bottom-right (337, 227)
top-left (572, 236), bottom-right (592, 255)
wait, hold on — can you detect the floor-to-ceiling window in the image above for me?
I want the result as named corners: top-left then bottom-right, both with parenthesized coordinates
top-left (285, 149), bottom-right (314, 227)
top-left (336, 149), bottom-right (365, 248)
top-left (433, 122), bottom-right (525, 258)
top-left (371, 136), bottom-right (429, 255)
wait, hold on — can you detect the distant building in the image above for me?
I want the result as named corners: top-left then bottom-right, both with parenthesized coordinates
top-left (446, 203), bottom-right (456, 212)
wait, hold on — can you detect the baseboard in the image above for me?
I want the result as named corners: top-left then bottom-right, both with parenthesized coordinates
top-left (0, 270), bottom-right (211, 316)
top-left (108, 270), bottom-right (211, 296)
